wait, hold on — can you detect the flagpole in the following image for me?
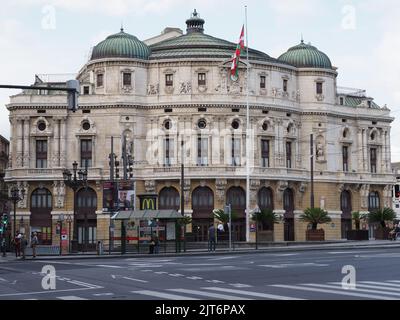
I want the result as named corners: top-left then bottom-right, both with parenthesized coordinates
top-left (245, 5), bottom-right (250, 243)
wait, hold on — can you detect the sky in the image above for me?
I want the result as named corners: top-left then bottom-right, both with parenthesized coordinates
top-left (0, 0), bottom-right (400, 160)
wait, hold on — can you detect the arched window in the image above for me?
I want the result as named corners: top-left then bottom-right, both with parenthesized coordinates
top-left (368, 191), bottom-right (380, 212)
top-left (283, 188), bottom-right (294, 214)
top-left (226, 187), bottom-right (246, 213)
top-left (159, 187), bottom-right (180, 210)
top-left (77, 188), bottom-right (97, 209)
top-left (192, 187), bottom-right (214, 210)
top-left (31, 188), bottom-right (52, 209)
top-left (258, 187), bottom-right (274, 211)
top-left (340, 190), bottom-right (352, 217)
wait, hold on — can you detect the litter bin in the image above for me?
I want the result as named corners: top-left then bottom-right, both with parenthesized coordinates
top-left (97, 240), bottom-right (103, 255)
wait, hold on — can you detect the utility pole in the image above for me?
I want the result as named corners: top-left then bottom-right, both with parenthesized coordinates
top-left (109, 137), bottom-right (115, 254)
top-left (310, 134), bottom-right (315, 209)
top-left (180, 139), bottom-right (185, 252)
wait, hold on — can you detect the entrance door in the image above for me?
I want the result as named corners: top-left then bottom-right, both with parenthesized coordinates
top-left (192, 187), bottom-right (214, 242)
top-left (226, 187), bottom-right (246, 241)
top-left (192, 219), bottom-right (210, 242)
top-left (76, 188), bottom-right (97, 252)
top-left (77, 219), bottom-right (97, 251)
top-left (283, 188), bottom-right (295, 241)
top-left (284, 219), bottom-right (295, 242)
top-left (341, 191), bottom-right (352, 239)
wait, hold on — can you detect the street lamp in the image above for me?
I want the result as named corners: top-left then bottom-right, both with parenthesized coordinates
top-left (66, 215), bottom-right (72, 253)
top-left (63, 161), bottom-right (88, 253)
top-left (9, 185), bottom-right (25, 257)
top-left (253, 206), bottom-right (261, 250)
top-left (58, 214), bottom-right (64, 256)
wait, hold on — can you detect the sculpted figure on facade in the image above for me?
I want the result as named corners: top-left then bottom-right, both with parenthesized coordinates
top-left (53, 181), bottom-right (66, 208)
top-left (147, 83), bottom-right (159, 95)
top-left (16, 181), bottom-right (28, 209)
top-left (360, 184), bottom-right (370, 209)
top-left (180, 82), bottom-right (192, 94)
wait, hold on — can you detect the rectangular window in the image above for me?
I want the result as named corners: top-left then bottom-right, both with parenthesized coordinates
top-left (283, 79), bottom-right (288, 92)
top-left (81, 139), bottom-right (92, 168)
top-left (197, 136), bottom-right (208, 166)
top-left (123, 72), bottom-right (132, 86)
top-left (36, 140), bottom-right (48, 168)
top-left (83, 86), bottom-right (90, 95)
top-left (232, 137), bottom-right (241, 166)
top-left (198, 73), bottom-right (206, 86)
top-left (165, 74), bottom-right (173, 87)
top-left (340, 97), bottom-right (344, 105)
top-left (286, 141), bottom-right (292, 169)
top-left (316, 82), bottom-right (323, 94)
top-left (343, 146), bottom-right (349, 172)
top-left (370, 148), bottom-right (377, 173)
top-left (96, 74), bottom-right (103, 87)
top-left (164, 137), bottom-right (174, 167)
top-left (261, 139), bottom-right (270, 168)
top-left (260, 76), bottom-right (266, 89)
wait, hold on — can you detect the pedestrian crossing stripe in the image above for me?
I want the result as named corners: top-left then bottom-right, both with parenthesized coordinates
top-left (168, 288), bottom-right (253, 300)
top-left (131, 290), bottom-right (199, 300)
top-left (57, 296), bottom-right (88, 300)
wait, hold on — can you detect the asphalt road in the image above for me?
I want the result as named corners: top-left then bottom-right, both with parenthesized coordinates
top-left (0, 248), bottom-right (400, 300)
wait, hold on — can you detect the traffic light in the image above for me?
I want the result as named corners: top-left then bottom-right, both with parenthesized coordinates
top-left (115, 160), bottom-right (120, 179)
top-left (396, 185), bottom-right (400, 198)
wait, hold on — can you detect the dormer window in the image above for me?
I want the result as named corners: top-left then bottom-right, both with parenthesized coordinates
top-left (283, 79), bottom-right (288, 92)
top-left (340, 97), bottom-right (344, 105)
top-left (260, 76), bottom-right (266, 89)
top-left (165, 74), bottom-right (173, 87)
top-left (367, 100), bottom-right (372, 108)
top-left (83, 86), bottom-right (90, 95)
top-left (123, 72), bottom-right (132, 86)
top-left (316, 82), bottom-right (323, 95)
top-left (198, 73), bottom-right (206, 86)
top-left (96, 74), bottom-right (104, 87)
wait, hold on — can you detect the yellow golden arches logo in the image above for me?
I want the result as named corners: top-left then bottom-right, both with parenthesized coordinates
top-left (142, 198), bottom-right (155, 210)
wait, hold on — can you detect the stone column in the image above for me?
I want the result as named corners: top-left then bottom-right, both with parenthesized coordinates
top-left (357, 128), bottom-right (363, 172)
top-left (274, 119), bottom-right (281, 167)
top-left (52, 118), bottom-right (60, 168)
top-left (16, 117), bottom-right (23, 168)
top-left (23, 117), bottom-right (30, 168)
top-left (363, 128), bottom-right (368, 172)
top-left (60, 117), bottom-right (67, 167)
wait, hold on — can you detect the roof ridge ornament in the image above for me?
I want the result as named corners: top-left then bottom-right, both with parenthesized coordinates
top-left (186, 9), bottom-right (205, 34)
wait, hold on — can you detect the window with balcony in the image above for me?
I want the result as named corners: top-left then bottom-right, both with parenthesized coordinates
top-left (81, 139), bottom-right (92, 168)
top-left (165, 74), bottom-right (173, 87)
top-left (36, 140), bottom-right (47, 168)
top-left (286, 141), bottom-right (292, 169)
top-left (261, 139), bottom-right (270, 168)
top-left (197, 136), bottom-right (208, 166)
top-left (283, 79), bottom-right (288, 92)
top-left (123, 72), bottom-right (132, 86)
top-left (232, 137), bottom-right (241, 166)
top-left (316, 82), bottom-right (323, 95)
top-left (370, 148), bottom-right (377, 173)
top-left (198, 73), bottom-right (206, 86)
top-left (343, 146), bottom-right (349, 172)
top-left (164, 136), bottom-right (174, 167)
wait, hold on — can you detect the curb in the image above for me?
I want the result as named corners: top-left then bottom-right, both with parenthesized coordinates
top-left (15, 242), bottom-right (400, 261)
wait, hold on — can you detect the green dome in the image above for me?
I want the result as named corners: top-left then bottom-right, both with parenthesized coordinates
top-left (278, 40), bottom-right (332, 69)
top-left (91, 29), bottom-right (150, 61)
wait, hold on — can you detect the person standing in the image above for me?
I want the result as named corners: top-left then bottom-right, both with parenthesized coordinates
top-left (149, 234), bottom-right (155, 254)
top-left (14, 233), bottom-right (21, 257)
top-left (31, 232), bottom-right (39, 258)
top-left (153, 232), bottom-right (160, 254)
top-left (208, 225), bottom-right (216, 252)
top-left (20, 234), bottom-right (27, 260)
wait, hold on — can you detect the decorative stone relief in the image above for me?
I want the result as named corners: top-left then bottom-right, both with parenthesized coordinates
top-left (122, 85), bottom-right (133, 94)
top-left (360, 184), bottom-right (370, 209)
top-left (296, 90), bottom-right (301, 102)
top-left (299, 182), bottom-right (307, 193)
top-left (16, 181), bottom-right (29, 209)
top-left (316, 135), bottom-right (325, 162)
top-left (180, 82), bottom-right (192, 94)
top-left (383, 185), bottom-right (393, 208)
top-left (16, 153), bottom-right (23, 167)
top-left (250, 179), bottom-right (260, 202)
top-left (215, 179), bottom-right (227, 202)
top-left (277, 181), bottom-right (289, 203)
top-left (184, 179), bottom-right (191, 204)
top-left (164, 86), bottom-right (174, 94)
top-left (145, 180), bottom-right (156, 193)
top-left (147, 83), bottom-right (159, 95)
top-left (53, 181), bottom-right (66, 209)
top-left (316, 94), bottom-right (325, 102)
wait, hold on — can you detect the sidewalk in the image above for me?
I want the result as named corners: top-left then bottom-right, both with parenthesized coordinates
top-left (2, 240), bottom-right (400, 261)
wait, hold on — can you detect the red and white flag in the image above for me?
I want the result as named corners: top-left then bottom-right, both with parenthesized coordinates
top-left (231, 25), bottom-right (245, 81)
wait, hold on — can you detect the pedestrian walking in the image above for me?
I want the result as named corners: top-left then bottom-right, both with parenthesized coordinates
top-left (149, 235), bottom-right (155, 254)
top-left (153, 232), bottom-right (160, 254)
top-left (208, 224), bottom-right (216, 252)
top-left (31, 232), bottom-right (39, 258)
top-left (20, 234), bottom-right (28, 260)
top-left (14, 233), bottom-right (21, 257)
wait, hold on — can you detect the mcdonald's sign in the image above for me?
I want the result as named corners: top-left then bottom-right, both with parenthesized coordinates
top-left (138, 194), bottom-right (158, 211)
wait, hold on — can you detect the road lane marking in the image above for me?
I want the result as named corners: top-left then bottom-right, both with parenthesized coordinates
top-left (154, 271), bottom-right (169, 275)
top-left (131, 290), bottom-right (199, 300)
top-left (57, 296), bottom-right (88, 300)
top-left (140, 270), bottom-right (153, 272)
top-left (208, 256), bottom-right (240, 261)
top-left (259, 263), bottom-right (329, 268)
top-left (206, 280), bottom-right (225, 284)
top-left (169, 288), bottom-right (253, 300)
top-left (93, 293), bottom-right (114, 296)
top-left (186, 276), bottom-right (203, 280)
top-left (168, 274), bottom-right (184, 277)
top-left (230, 283), bottom-right (253, 288)
top-left (271, 284), bottom-right (393, 300)
top-left (361, 281), bottom-right (400, 288)
top-left (95, 265), bottom-right (124, 269)
top-left (303, 283), bottom-right (400, 298)
top-left (330, 282), bottom-right (400, 292)
top-left (0, 287), bottom-right (99, 298)
top-left (203, 287), bottom-right (305, 300)
top-left (122, 277), bottom-right (148, 283)
top-left (68, 280), bottom-right (102, 289)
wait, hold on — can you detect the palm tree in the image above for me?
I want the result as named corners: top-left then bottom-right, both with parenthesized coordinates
top-left (352, 211), bottom-right (366, 231)
top-left (299, 208), bottom-right (331, 230)
top-left (251, 209), bottom-right (280, 231)
top-left (212, 209), bottom-right (238, 225)
top-left (367, 208), bottom-right (396, 229)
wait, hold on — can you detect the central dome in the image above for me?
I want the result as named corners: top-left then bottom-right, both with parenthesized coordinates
top-left (278, 40), bottom-right (332, 69)
top-left (91, 29), bottom-right (151, 61)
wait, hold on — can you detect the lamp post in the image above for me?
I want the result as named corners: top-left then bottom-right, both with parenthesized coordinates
top-left (254, 206), bottom-right (261, 250)
top-left (58, 214), bottom-right (64, 256)
top-left (66, 215), bottom-right (72, 253)
top-left (9, 186), bottom-right (25, 257)
top-left (63, 161), bottom-right (88, 253)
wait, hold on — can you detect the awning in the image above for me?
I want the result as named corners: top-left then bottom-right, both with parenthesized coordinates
top-left (111, 210), bottom-right (181, 220)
